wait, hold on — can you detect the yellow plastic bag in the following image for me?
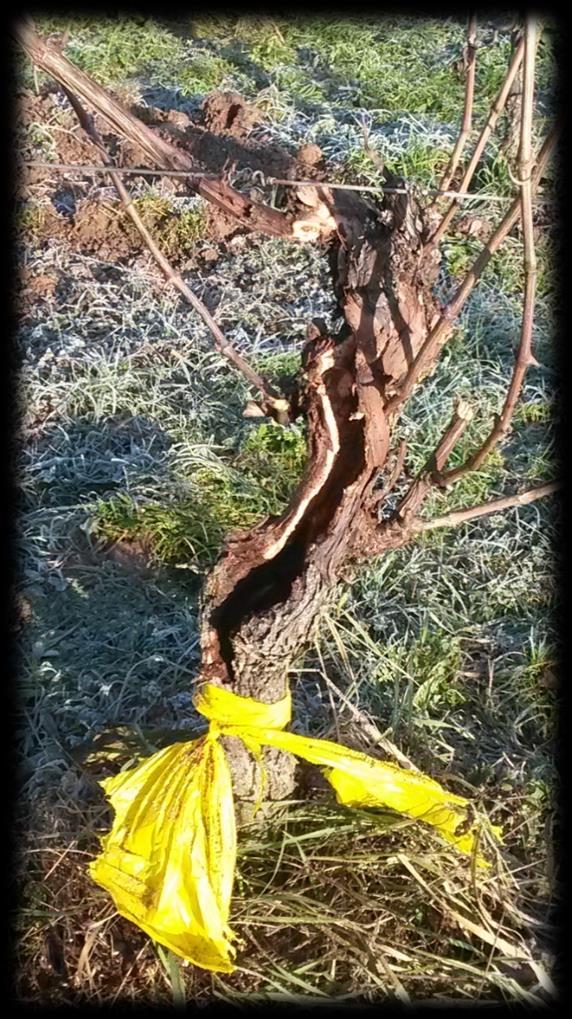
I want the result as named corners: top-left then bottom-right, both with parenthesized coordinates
top-left (90, 683), bottom-right (501, 972)
top-left (90, 733), bottom-right (237, 971)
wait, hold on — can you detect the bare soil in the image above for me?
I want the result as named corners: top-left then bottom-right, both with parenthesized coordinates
top-left (17, 85), bottom-right (313, 271)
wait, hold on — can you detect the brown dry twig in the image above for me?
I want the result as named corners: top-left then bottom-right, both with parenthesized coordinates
top-left (415, 480), bottom-right (560, 532)
top-left (438, 14), bottom-right (478, 195)
top-left (388, 123), bottom-right (557, 417)
top-left (391, 400), bottom-right (474, 527)
top-left (428, 32), bottom-right (527, 244)
top-left (386, 22), bottom-right (550, 527)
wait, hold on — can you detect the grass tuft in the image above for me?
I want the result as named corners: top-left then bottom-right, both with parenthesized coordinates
top-left (128, 198), bottom-right (207, 256)
top-left (92, 421), bottom-right (307, 568)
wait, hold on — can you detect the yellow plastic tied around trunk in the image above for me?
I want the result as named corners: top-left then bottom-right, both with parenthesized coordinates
top-left (90, 682), bottom-right (501, 973)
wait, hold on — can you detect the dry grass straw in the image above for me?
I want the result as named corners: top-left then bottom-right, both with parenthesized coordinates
top-left (13, 730), bottom-right (556, 1004)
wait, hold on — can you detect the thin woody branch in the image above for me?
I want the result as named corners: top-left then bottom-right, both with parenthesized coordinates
top-left (438, 14), bottom-right (478, 195)
top-left (389, 399), bottom-right (474, 525)
top-left (414, 481), bottom-right (560, 532)
top-left (367, 401), bottom-right (476, 558)
top-left (388, 124), bottom-right (557, 415)
top-left (60, 86), bottom-right (289, 419)
top-left (501, 26), bottom-right (542, 166)
top-left (438, 16), bottom-right (539, 486)
top-left (428, 32), bottom-right (526, 245)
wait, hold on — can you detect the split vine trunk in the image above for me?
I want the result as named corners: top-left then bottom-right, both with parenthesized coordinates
top-left (199, 182), bottom-right (445, 814)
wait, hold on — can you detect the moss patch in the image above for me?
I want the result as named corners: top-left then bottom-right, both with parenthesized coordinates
top-left (128, 197), bottom-right (207, 257)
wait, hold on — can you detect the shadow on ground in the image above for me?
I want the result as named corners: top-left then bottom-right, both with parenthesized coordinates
top-left (18, 412), bottom-right (209, 800)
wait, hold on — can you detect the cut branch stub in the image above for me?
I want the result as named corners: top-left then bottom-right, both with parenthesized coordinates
top-left (416, 480), bottom-right (560, 532)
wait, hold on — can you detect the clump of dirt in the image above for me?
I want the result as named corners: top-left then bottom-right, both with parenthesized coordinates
top-left (203, 203), bottom-right (244, 243)
top-left (19, 189), bottom-right (210, 272)
top-left (17, 85), bottom-right (304, 296)
top-left (71, 200), bottom-right (138, 260)
top-left (39, 198), bottom-right (138, 261)
top-left (59, 127), bottom-right (101, 172)
top-left (18, 89), bottom-right (94, 187)
top-left (201, 90), bottom-right (262, 138)
top-left (20, 83), bottom-right (297, 198)
top-left (293, 143), bottom-right (326, 190)
top-left (17, 86), bottom-right (63, 129)
top-left (101, 538), bottom-right (152, 576)
top-left (11, 593), bottom-right (34, 634)
top-left (19, 206), bottom-right (141, 296)
top-left (131, 95), bottom-right (296, 180)
top-left (296, 142), bottom-right (324, 171)
top-left (17, 267), bottom-right (58, 311)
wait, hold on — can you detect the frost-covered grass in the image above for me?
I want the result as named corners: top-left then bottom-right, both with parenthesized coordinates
top-left (15, 13), bottom-right (558, 1005)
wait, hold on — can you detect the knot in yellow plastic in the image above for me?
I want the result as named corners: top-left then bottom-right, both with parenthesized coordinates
top-left (194, 682), bottom-right (292, 731)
